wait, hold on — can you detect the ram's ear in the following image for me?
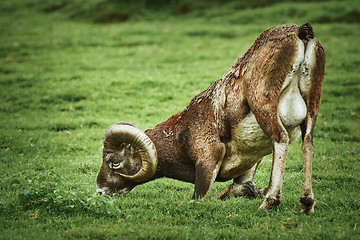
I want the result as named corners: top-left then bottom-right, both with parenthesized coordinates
top-left (103, 123), bottom-right (158, 183)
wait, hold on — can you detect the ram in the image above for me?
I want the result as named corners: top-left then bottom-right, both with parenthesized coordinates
top-left (96, 23), bottom-right (325, 212)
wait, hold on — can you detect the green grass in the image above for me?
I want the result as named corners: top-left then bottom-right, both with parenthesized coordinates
top-left (1, 1), bottom-right (360, 239)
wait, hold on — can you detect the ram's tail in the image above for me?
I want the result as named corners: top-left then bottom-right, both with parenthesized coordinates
top-left (298, 23), bottom-right (314, 41)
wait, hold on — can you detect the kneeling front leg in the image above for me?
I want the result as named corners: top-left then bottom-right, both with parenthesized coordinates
top-left (217, 181), bottom-right (261, 200)
top-left (192, 141), bottom-right (225, 199)
top-left (216, 163), bottom-right (262, 200)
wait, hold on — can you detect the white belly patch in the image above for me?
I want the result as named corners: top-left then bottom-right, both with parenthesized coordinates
top-left (219, 111), bottom-right (302, 180)
top-left (219, 113), bottom-right (272, 179)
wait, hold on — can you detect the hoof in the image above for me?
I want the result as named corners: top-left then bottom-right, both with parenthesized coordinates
top-left (216, 181), bottom-right (261, 200)
top-left (242, 181), bottom-right (261, 199)
top-left (259, 196), bottom-right (280, 210)
top-left (300, 195), bottom-right (315, 213)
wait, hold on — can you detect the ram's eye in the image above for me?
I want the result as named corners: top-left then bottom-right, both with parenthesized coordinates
top-left (112, 162), bottom-right (121, 169)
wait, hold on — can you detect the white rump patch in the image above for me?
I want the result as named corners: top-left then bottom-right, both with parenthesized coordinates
top-left (278, 38), bottom-right (307, 128)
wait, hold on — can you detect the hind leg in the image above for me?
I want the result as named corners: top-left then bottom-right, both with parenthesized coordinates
top-left (216, 162), bottom-right (262, 200)
top-left (299, 39), bottom-right (325, 213)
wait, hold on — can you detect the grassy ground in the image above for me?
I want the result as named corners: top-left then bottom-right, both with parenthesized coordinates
top-left (1, 1), bottom-right (360, 239)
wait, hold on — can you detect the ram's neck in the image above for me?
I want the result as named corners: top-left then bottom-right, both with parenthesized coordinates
top-left (144, 112), bottom-right (196, 183)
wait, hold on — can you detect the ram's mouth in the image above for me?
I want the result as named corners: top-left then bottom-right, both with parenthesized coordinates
top-left (96, 186), bottom-right (114, 196)
top-left (116, 187), bottom-right (131, 196)
top-left (96, 185), bottom-right (131, 197)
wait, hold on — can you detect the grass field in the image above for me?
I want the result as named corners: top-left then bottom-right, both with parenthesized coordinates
top-left (1, 0), bottom-right (360, 239)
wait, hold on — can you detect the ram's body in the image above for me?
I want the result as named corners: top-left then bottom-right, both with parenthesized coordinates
top-left (97, 24), bottom-right (325, 212)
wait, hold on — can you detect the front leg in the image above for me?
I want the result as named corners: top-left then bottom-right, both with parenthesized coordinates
top-left (191, 141), bottom-right (225, 199)
top-left (216, 162), bottom-right (262, 200)
top-left (193, 161), bottom-right (221, 199)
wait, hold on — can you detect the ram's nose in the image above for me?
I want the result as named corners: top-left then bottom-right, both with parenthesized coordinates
top-left (97, 188), bottom-right (104, 196)
top-left (96, 185), bottom-right (110, 196)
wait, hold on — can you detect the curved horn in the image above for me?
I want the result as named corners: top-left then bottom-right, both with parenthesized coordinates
top-left (103, 122), bottom-right (158, 183)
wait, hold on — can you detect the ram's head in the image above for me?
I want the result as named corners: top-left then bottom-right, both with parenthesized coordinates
top-left (96, 123), bottom-right (157, 196)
